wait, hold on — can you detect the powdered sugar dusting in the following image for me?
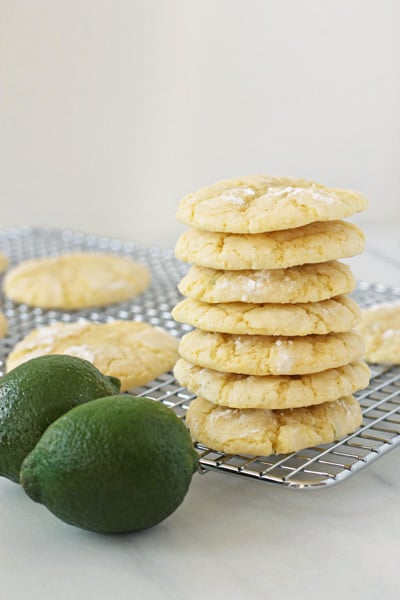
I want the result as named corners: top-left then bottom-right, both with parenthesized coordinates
top-left (64, 345), bottom-right (95, 362)
top-left (267, 185), bottom-right (336, 204)
top-left (274, 340), bottom-right (295, 373)
top-left (219, 187), bottom-right (256, 205)
top-left (24, 321), bottom-right (88, 349)
top-left (335, 398), bottom-right (355, 416)
top-left (383, 329), bottom-right (400, 339)
top-left (213, 279), bottom-right (231, 291)
top-left (234, 337), bottom-right (246, 352)
top-left (214, 270), bottom-right (279, 301)
top-left (209, 406), bottom-right (265, 437)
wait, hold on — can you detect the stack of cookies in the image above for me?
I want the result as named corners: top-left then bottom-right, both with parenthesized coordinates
top-left (172, 175), bottom-right (370, 456)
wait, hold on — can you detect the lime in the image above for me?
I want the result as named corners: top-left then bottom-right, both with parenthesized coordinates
top-left (0, 354), bottom-right (121, 482)
top-left (20, 395), bottom-right (198, 533)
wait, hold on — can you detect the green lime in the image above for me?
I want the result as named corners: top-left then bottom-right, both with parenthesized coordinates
top-left (20, 395), bottom-right (198, 533)
top-left (0, 354), bottom-right (121, 482)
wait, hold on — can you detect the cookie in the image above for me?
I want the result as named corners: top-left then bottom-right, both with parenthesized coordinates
top-left (175, 221), bottom-right (365, 270)
top-left (179, 329), bottom-right (365, 376)
top-left (174, 358), bottom-right (370, 409)
top-left (3, 252), bottom-right (151, 309)
top-left (0, 252), bottom-right (8, 274)
top-left (178, 261), bottom-right (356, 304)
top-left (357, 301), bottom-right (400, 364)
top-left (0, 312), bottom-right (8, 339)
top-left (6, 320), bottom-right (179, 391)
top-left (172, 295), bottom-right (361, 336)
top-left (186, 395), bottom-right (362, 456)
top-left (176, 175), bottom-right (368, 234)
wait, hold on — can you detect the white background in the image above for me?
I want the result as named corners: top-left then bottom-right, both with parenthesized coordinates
top-left (1, 5), bottom-right (400, 599)
top-left (1, 0), bottom-right (399, 246)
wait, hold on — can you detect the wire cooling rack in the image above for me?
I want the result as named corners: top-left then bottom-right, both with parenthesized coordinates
top-left (1, 226), bottom-right (400, 490)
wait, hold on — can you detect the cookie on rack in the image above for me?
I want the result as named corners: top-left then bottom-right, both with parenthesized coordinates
top-left (6, 320), bottom-right (178, 391)
top-left (3, 252), bottom-right (150, 310)
top-left (179, 329), bottom-right (365, 376)
top-left (0, 252), bottom-right (8, 274)
top-left (172, 295), bottom-right (361, 337)
top-left (178, 261), bottom-right (356, 304)
top-left (176, 175), bottom-right (368, 233)
top-left (186, 395), bottom-right (362, 456)
top-left (357, 301), bottom-right (400, 364)
top-left (0, 312), bottom-right (8, 339)
top-left (175, 221), bottom-right (365, 270)
top-left (174, 358), bottom-right (370, 410)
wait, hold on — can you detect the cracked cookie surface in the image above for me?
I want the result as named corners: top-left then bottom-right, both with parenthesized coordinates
top-left (174, 359), bottom-right (370, 409)
top-left (176, 175), bottom-right (368, 233)
top-left (186, 395), bottom-right (362, 456)
top-left (178, 329), bottom-right (365, 376)
top-left (3, 252), bottom-right (150, 309)
top-left (172, 295), bottom-right (361, 336)
top-left (175, 221), bottom-right (365, 270)
top-left (6, 320), bottom-right (179, 391)
top-left (178, 261), bottom-right (356, 304)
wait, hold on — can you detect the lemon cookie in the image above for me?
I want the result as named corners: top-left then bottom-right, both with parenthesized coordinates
top-left (174, 358), bottom-right (370, 410)
top-left (179, 329), bottom-right (364, 376)
top-left (186, 395), bottom-right (362, 456)
top-left (178, 261), bottom-right (356, 304)
top-left (177, 175), bottom-right (368, 234)
top-left (0, 312), bottom-right (8, 339)
top-left (0, 252), bottom-right (8, 274)
top-left (357, 301), bottom-right (400, 364)
top-left (3, 252), bottom-right (150, 309)
top-left (172, 295), bottom-right (360, 336)
top-left (6, 320), bottom-right (179, 391)
top-left (175, 221), bottom-right (365, 270)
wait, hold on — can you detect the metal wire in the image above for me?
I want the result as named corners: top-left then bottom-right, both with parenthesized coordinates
top-left (1, 226), bottom-right (399, 490)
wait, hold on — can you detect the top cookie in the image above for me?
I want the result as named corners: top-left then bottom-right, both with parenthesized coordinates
top-left (3, 252), bottom-right (151, 310)
top-left (176, 175), bottom-right (368, 233)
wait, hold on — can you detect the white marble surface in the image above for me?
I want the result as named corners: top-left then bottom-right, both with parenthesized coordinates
top-left (1, 221), bottom-right (400, 600)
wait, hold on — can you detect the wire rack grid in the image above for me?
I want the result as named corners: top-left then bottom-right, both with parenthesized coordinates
top-left (1, 226), bottom-right (399, 490)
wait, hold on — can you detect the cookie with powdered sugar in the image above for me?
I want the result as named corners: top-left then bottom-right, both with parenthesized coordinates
top-left (172, 295), bottom-right (361, 337)
top-left (357, 301), bottom-right (400, 364)
top-left (174, 358), bottom-right (370, 410)
top-left (176, 175), bottom-right (368, 233)
top-left (186, 395), bottom-right (362, 456)
top-left (175, 221), bottom-right (365, 271)
top-left (6, 320), bottom-right (178, 391)
top-left (3, 252), bottom-right (150, 310)
top-left (178, 329), bottom-right (365, 376)
top-left (178, 261), bottom-right (356, 304)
